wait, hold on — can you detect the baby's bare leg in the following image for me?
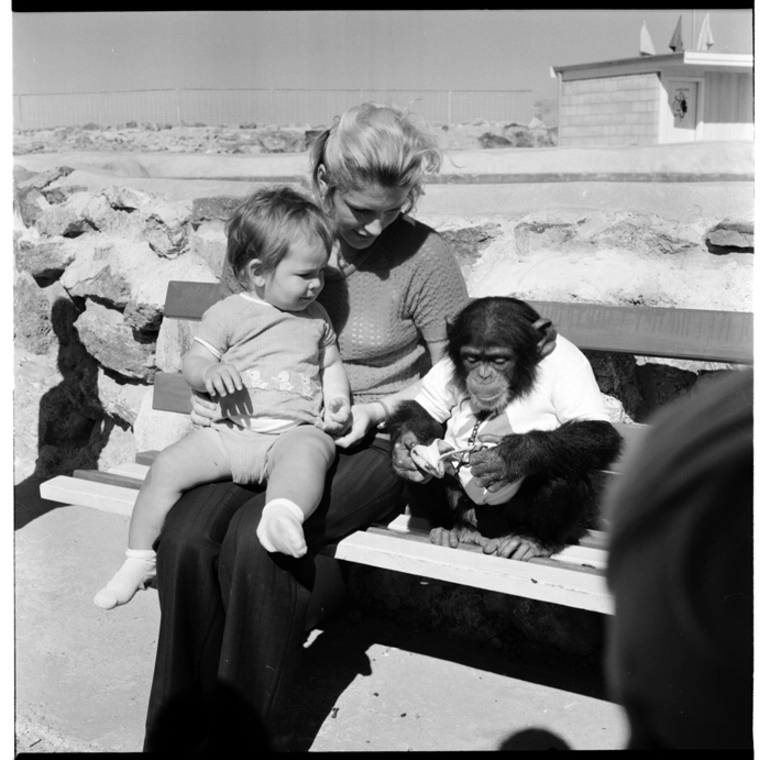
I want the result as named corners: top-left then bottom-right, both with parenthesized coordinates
top-left (128, 428), bottom-right (232, 549)
top-left (256, 426), bottom-right (336, 557)
top-left (94, 429), bottom-right (232, 610)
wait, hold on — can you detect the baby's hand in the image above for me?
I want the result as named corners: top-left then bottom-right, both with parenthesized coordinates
top-left (320, 397), bottom-right (352, 436)
top-left (202, 363), bottom-right (243, 397)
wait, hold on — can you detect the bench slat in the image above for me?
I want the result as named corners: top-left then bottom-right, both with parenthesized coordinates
top-left (528, 300), bottom-right (752, 364)
top-left (152, 372), bottom-right (194, 414)
top-left (108, 462), bottom-right (152, 479)
top-left (72, 469), bottom-right (145, 490)
top-left (163, 280), bottom-right (222, 320)
top-left (324, 528), bottom-right (613, 614)
top-left (40, 475), bottom-right (136, 516)
top-left (385, 513), bottom-right (607, 567)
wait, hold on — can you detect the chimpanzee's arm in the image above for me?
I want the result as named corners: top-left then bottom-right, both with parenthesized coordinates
top-left (471, 420), bottom-right (623, 487)
top-left (388, 400), bottom-right (444, 446)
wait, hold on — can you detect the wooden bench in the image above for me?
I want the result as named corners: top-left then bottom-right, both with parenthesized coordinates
top-left (40, 281), bottom-right (753, 616)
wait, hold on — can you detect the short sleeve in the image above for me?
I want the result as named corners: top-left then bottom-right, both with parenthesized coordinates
top-left (308, 302), bottom-right (337, 349)
top-left (415, 357), bottom-right (460, 423)
top-left (547, 338), bottom-right (611, 423)
top-left (406, 232), bottom-right (469, 343)
top-left (194, 298), bottom-right (234, 359)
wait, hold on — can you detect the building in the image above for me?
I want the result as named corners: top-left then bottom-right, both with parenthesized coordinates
top-left (551, 51), bottom-right (753, 147)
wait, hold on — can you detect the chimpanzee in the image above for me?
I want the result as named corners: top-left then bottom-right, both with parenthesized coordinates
top-left (389, 296), bottom-right (623, 561)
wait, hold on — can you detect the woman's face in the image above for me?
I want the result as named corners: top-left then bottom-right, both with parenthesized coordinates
top-left (329, 184), bottom-right (411, 252)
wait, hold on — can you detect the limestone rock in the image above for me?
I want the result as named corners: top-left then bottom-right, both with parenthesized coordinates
top-left (102, 185), bottom-right (154, 211)
top-left (437, 222), bottom-right (502, 279)
top-left (35, 192), bottom-right (96, 237)
top-left (189, 220), bottom-right (227, 274)
top-left (14, 268), bottom-right (55, 354)
top-left (191, 196), bottom-right (242, 224)
top-left (16, 187), bottom-right (52, 228)
top-left (96, 369), bottom-right (149, 425)
top-left (586, 213), bottom-right (702, 256)
top-left (74, 300), bottom-right (156, 382)
top-left (258, 130), bottom-right (306, 153)
top-left (463, 211), bottom-right (751, 313)
top-left (94, 422), bottom-right (138, 473)
top-left (155, 317), bottom-right (197, 373)
top-left (81, 193), bottom-right (140, 237)
top-left (61, 239), bottom-right (135, 308)
top-left (705, 218), bottom-right (754, 252)
top-left (515, 217), bottom-right (577, 254)
top-left (41, 185), bottom-right (90, 205)
top-left (133, 389), bottom-right (193, 454)
top-left (478, 133), bottom-right (513, 149)
top-left (14, 234), bottom-right (78, 281)
top-left (142, 198), bottom-right (192, 257)
top-left (61, 238), bottom-right (218, 329)
top-left (16, 165), bottom-right (74, 192)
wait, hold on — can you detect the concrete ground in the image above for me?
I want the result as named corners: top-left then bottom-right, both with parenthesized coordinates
top-left (14, 478), bottom-right (629, 753)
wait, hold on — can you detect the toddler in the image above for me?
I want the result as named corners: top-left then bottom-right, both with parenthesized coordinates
top-left (94, 186), bottom-right (351, 609)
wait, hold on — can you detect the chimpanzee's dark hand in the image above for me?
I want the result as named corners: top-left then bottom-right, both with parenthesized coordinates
top-left (392, 431), bottom-right (434, 483)
top-left (468, 433), bottom-right (525, 492)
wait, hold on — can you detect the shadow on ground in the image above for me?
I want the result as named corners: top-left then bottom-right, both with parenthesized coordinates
top-left (14, 476), bottom-right (66, 530)
top-left (290, 604), bottom-right (610, 751)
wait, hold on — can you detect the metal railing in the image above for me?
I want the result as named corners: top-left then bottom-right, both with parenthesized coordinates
top-left (13, 87), bottom-right (534, 131)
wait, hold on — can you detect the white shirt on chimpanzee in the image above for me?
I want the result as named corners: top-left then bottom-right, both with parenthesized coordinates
top-left (414, 334), bottom-right (611, 506)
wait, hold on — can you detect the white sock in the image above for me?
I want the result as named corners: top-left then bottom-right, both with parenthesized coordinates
top-left (256, 498), bottom-right (307, 558)
top-left (93, 548), bottom-right (157, 610)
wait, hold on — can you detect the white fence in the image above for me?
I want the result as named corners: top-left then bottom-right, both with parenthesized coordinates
top-left (13, 88), bottom-right (534, 131)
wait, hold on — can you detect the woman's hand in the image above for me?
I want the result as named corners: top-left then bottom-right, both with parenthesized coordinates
top-left (190, 390), bottom-right (219, 428)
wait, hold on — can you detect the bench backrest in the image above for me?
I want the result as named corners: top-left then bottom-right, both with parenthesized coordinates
top-left (152, 280), bottom-right (753, 472)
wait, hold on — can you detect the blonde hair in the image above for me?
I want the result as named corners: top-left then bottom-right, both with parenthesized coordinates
top-left (308, 102), bottom-right (442, 215)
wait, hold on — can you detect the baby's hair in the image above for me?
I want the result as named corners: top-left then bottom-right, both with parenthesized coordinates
top-left (225, 186), bottom-right (334, 287)
top-left (308, 102), bottom-right (442, 215)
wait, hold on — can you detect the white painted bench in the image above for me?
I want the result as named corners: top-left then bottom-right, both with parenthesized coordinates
top-left (41, 281), bottom-right (753, 616)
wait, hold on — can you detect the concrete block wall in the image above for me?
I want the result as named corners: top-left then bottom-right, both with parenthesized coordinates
top-left (559, 73), bottom-right (660, 147)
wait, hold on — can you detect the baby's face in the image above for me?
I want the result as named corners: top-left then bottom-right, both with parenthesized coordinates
top-left (260, 236), bottom-right (328, 312)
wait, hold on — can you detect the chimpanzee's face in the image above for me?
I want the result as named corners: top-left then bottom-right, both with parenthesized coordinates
top-left (460, 345), bottom-right (517, 414)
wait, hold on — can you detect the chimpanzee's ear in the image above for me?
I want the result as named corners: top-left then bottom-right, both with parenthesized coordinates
top-left (532, 317), bottom-right (557, 359)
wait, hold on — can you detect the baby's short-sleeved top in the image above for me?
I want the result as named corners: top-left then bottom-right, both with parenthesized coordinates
top-left (195, 293), bottom-right (337, 433)
top-left (415, 335), bottom-right (610, 505)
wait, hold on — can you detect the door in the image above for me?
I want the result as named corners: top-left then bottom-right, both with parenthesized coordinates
top-left (662, 79), bottom-right (700, 143)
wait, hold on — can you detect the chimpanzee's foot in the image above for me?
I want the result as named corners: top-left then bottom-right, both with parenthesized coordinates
top-left (482, 535), bottom-right (553, 562)
top-left (429, 525), bottom-right (489, 549)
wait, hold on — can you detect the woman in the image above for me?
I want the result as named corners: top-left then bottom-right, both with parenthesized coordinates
top-left (143, 103), bottom-right (470, 752)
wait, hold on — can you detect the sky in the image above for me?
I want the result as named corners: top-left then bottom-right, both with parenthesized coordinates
top-left (12, 9), bottom-right (754, 102)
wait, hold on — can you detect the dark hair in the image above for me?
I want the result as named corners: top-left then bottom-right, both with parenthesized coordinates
top-left (225, 186), bottom-right (335, 288)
